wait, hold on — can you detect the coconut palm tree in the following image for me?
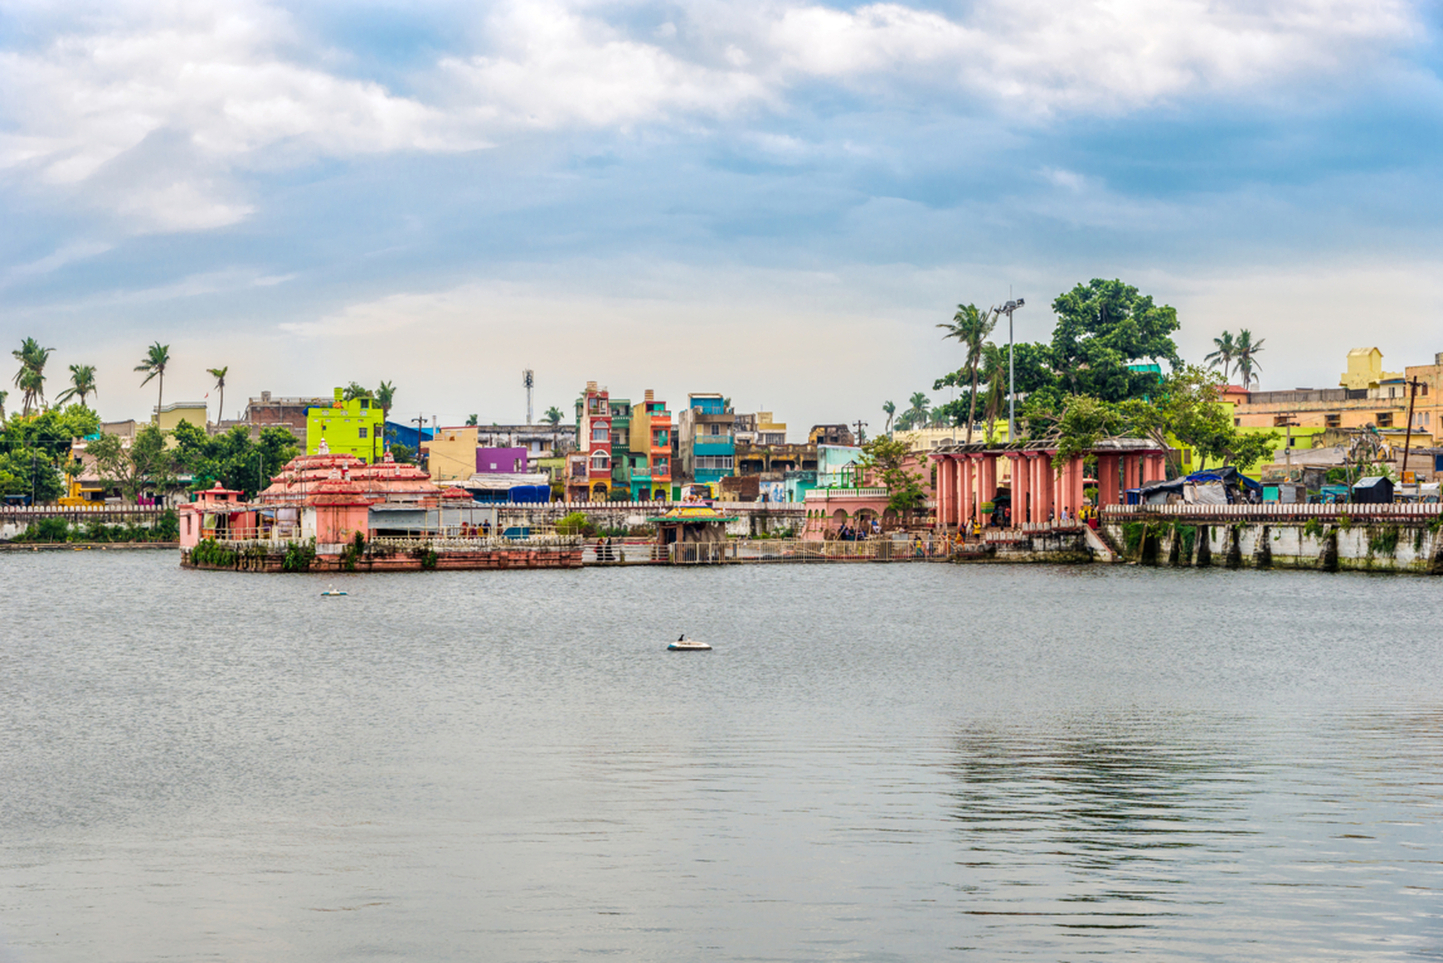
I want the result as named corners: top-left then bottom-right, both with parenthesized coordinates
top-left (56, 364), bottom-right (98, 408)
top-left (465, 414), bottom-right (478, 426)
top-left (937, 303), bottom-right (997, 443)
top-left (882, 400), bottom-right (896, 435)
top-left (544, 405), bottom-right (564, 454)
top-left (0, 389), bottom-right (8, 424)
top-left (1234, 329), bottom-right (1265, 389)
top-left (980, 343), bottom-right (1008, 442)
top-left (135, 342), bottom-right (170, 418)
top-left (206, 366), bottom-right (228, 430)
top-left (905, 391), bottom-right (930, 430)
top-left (1204, 331), bottom-right (1236, 382)
top-left (375, 380), bottom-right (396, 425)
top-left (12, 337), bottom-right (54, 416)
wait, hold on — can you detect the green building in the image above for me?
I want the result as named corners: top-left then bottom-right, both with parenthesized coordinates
top-left (306, 388), bottom-right (386, 463)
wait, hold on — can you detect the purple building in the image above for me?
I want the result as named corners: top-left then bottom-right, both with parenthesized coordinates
top-left (476, 447), bottom-right (529, 473)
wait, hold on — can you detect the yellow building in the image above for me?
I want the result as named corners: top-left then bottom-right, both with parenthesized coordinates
top-left (1339, 347), bottom-right (1403, 391)
top-left (1403, 352), bottom-right (1443, 444)
top-left (1231, 348), bottom-right (1424, 439)
top-left (155, 402), bottom-right (208, 433)
top-left (421, 426), bottom-right (479, 482)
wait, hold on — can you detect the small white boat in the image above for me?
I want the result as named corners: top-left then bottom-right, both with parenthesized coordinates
top-left (320, 587), bottom-right (348, 597)
top-left (667, 635), bottom-right (711, 651)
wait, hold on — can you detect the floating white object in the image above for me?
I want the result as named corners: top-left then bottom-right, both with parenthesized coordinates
top-left (667, 635), bottom-right (711, 651)
top-left (321, 587), bottom-right (348, 597)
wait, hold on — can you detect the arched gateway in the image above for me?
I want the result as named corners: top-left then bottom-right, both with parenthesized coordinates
top-left (929, 437), bottom-right (1170, 532)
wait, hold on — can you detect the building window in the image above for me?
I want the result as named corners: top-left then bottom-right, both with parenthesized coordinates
top-left (1273, 415), bottom-right (1291, 427)
top-left (591, 453), bottom-right (610, 471)
top-left (1325, 414), bottom-right (1341, 428)
top-left (358, 427), bottom-right (367, 438)
top-left (654, 457), bottom-right (669, 475)
top-left (592, 426), bottom-right (609, 442)
top-left (1376, 412), bottom-right (1393, 428)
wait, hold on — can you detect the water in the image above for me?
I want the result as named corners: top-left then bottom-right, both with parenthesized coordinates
top-left (1, 551), bottom-right (1440, 961)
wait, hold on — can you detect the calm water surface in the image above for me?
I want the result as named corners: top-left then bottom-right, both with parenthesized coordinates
top-left (1, 552), bottom-right (1440, 961)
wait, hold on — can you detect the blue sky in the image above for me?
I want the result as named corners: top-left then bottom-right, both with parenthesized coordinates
top-left (2, 0), bottom-right (1441, 429)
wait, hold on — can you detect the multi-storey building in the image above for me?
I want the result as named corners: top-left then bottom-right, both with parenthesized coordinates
top-left (734, 411), bottom-right (787, 445)
top-left (808, 424), bottom-right (856, 447)
top-left (678, 393), bottom-right (735, 488)
top-left (569, 381), bottom-right (612, 501)
top-left (1231, 348), bottom-right (1435, 445)
top-left (243, 391), bottom-right (332, 441)
top-left (306, 388), bottom-right (386, 463)
top-left (623, 389), bottom-right (672, 499)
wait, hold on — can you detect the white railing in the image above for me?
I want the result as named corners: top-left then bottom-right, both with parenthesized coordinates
top-left (1102, 503), bottom-right (1443, 518)
top-left (804, 487), bottom-right (891, 499)
top-left (668, 538), bottom-right (925, 564)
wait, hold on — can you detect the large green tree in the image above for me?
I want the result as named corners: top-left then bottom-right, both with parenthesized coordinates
top-left (171, 422), bottom-right (299, 499)
top-left (860, 435), bottom-right (927, 518)
top-left (90, 425), bottom-right (176, 504)
top-left (1048, 279), bottom-right (1181, 401)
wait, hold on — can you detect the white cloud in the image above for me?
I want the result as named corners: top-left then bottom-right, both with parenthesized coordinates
top-left (0, 0), bottom-right (1422, 236)
top-left (439, 1), bottom-right (771, 129)
top-left (0, 0), bottom-right (483, 230)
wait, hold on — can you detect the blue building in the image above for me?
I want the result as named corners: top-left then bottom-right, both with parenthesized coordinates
top-left (385, 420), bottom-right (434, 451)
top-left (678, 393), bottom-right (735, 488)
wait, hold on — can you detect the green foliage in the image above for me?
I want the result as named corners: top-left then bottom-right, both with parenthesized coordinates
top-left (172, 424), bottom-right (298, 499)
top-left (189, 538), bottom-right (239, 568)
top-left (1177, 524), bottom-right (1197, 560)
top-left (861, 436), bottom-right (927, 517)
top-left (1368, 526), bottom-right (1400, 556)
top-left (12, 516), bottom-right (72, 542)
top-left (389, 442), bottom-right (415, 464)
top-left (89, 424), bottom-right (178, 503)
top-left (937, 303), bottom-right (997, 443)
top-left (1049, 279), bottom-right (1181, 401)
top-left (412, 545), bottom-right (438, 570)
top-left (555, 512), bottom-right (594, 536)
top-left (340, 531), bottom-right (366, 571)
top-left (1122, 521), bottom-right (1148, 555)
top-left (1338, 514), bottom-right (1352, 531)
top-left (0, 449), bottom-right (65, 502)
top-left (12, 337), bottom-right (55, 416)
top-left (282, 541), bottom-right (317, 572)
top-left (1302, 518), bottom-right (1325, 539)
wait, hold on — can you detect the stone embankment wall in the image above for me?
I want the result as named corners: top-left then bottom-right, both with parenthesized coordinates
top-left (182, 543), bottom-right (583, 572)
top-left (1101, 513), bottom-right (1443, 574)
top-left (953, 529), bottom-right (1092, 564)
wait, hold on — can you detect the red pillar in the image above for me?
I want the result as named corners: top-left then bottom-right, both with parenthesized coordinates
top-left (936, 457), bottom-right (949, 530)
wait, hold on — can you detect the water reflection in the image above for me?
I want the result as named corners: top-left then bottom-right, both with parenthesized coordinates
top-left (942, 712), bottom-right (1443, 958)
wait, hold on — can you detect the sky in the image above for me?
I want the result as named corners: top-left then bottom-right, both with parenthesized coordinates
top-left (2, 0), bottom-right (1442, 431)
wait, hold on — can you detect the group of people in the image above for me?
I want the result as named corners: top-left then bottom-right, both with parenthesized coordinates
top-left (458, 520), bottom-right (493, 538)
top-left (829, 519), bottom-right (883, 541)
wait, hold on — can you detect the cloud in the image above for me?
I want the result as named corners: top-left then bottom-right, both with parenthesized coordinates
top-left (438, 1), bottom-right (771, 129)
top-left (0, 0), bottom-right (483, 230)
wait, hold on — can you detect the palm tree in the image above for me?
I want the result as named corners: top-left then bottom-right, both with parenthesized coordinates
top-left (135, 342), bottom-right (171, 418)
top-left (0, 389), bottom-right (8, 424)
top-left (1234, 329), bottom-right (1265, 389)
top-left (882, 400), bottom-right (896, 435)
top-left (937, 303), bottom-right (997, 443)
top-left (56, 364), bottom-right (98, 408)
top-left (375, 381), bottom-right (396, 425)
top-left (12, 337), bottom-right (54, 416)
top-left (206, 366), bottom-right (228, 430)
top-left (342, 381), bottom-right (372, 401)
top-left (980, 343), bottom-right (1007, 442)
top-left (544, 405), bottom-right (564, 454)
top-left (465, 414), bottom-right (478, 426)
top-left (1204, 331), bottom-right (1236, 382)
top-left (906, 391), bottom-right (930, 429)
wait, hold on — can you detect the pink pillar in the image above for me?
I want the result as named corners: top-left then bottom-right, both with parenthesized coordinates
top-left (1099, 454), bottom-right (1118, 506)
top-left (1044, 456), bottom-right (1056, 522)
top-left (962, 457), bottom-right (973, 524)
top-left (982, 455), bottom-right (997, 508)
top-left (1009, 454), bottom-right (1025, 527)
top-left (935, 458), bottom-right (949, 530)
top-left (1072, 455), bottom-right (1086, 520)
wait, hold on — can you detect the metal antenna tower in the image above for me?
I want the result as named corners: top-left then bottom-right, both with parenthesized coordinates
top-left (523, 369), bottom-right (534, 425)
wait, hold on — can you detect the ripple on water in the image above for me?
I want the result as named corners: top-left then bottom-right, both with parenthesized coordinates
top-left (0, 552), bottom-right (1440, 961)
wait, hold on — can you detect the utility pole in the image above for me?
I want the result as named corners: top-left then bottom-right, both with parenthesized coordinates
top-left (853, 420), bottom-right (867, 446)
top-left (1401, 376), bottom-right (1421, 493)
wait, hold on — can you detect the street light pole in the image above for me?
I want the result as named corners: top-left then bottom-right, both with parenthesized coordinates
top-left (1000, 298), bottom-right (1026, 441)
